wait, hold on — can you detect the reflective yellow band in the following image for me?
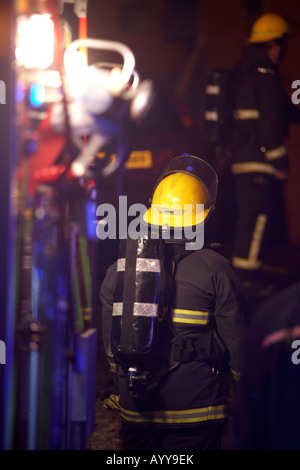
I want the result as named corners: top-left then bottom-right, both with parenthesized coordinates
top-left (265, 145), bottom-right (287, 161)
top-left (232, 214), bottom-right (267, 271)
top-left (231, 162), bottom-right (275, 175)
top-left (120, 404), bottom-right (226, 424)
top-left (234, 109), bottom-right (260, 120)
top-left (231, 369), bottom-right (241, 381)
top-left (248, 214), bottom-right (267, 262)
top-left (232, 256), bottom-right (262, 270)
top-left (251, 30), bottom-right (285, 41)
top-left (108, 359), bottom-right (117, 374)
top-left (172, 308), bottom-right (211, 325)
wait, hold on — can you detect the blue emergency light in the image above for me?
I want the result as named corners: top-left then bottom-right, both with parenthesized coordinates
top-left (29, 83), bottom-right (45, 108)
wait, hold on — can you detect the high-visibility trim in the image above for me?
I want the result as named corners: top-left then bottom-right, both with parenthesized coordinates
top-left (112, 302), bottom-right (158, 317)
top-left (133, 303), bottom-right (158, 317)
top-left (232, 214), bottom-right (267, 271)
top-left (250, 29), bottom-right (287, 42)
top-left (108, 359), bottom-right (117, 374)
top-left (232, 256), bottom-right (262, 270)
top-left (117, 258), bottom-right (126, 271)
top-left (205, 84), bottom-right (220, 95)
top-left (120, 404), bottom-right (226, 425)
top-left (205, 110), bottom-right (219, 122)
top-left (231, 162), bottom-right (275, 175)
top-left (136, 258), bottom-right (160, 273)
top-left (172, 308), bottom-right (211, 325)
top-left (234, 109), bottom-right (260, 120)
top-left (265, 145), bottom-right (287, 161)
top-left (117, 257), bottom-right (160, 273)
top-left (231, 369), bottom-right (241, 381)
top-left (112, 302), bottom-right (123, 316)
top-left (248, 214), bottom-right (267, 263)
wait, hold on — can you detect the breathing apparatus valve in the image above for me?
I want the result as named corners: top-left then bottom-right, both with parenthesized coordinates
top-left (128, 367), bottom-right (149, 393)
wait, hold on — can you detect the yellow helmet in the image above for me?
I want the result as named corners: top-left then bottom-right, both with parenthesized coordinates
top-left (143, 155), bottom-right (217, 228)
top-left (248, 13), bottom-right (288, 43)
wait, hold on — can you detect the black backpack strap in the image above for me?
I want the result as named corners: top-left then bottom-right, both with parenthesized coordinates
top-left (120, 237), bottom-right (138, 350)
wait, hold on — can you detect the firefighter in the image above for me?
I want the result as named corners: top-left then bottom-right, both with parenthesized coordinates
top-left (100, 154), bottom-right (248, 450)
top-left (228, 280), bottom-right (300, 450)
top-left (231, 13), bottom-right (300, 293)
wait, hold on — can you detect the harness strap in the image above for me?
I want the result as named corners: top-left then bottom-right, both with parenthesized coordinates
top-left (173, 335), bottom-right (210, 364)
top-left (120, 238), bottom-right (138, 350)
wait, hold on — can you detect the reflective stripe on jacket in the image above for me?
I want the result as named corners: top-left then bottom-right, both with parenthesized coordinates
top-left (120, 404), bottom-right (227, 425)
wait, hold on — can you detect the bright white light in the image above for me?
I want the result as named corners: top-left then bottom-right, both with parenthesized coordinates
top-left (64, 50), bottom-right (87, 75)
top-left (109, 66), bottom-right (122, 89)
top-left (71, 161), bottom-right (86, 178)
top-left (64, 50), bottom-right (89, 98)
top-left (15, 14), bottom-right (54, 69)
top-left (130, 80), bottom-right (154, 120)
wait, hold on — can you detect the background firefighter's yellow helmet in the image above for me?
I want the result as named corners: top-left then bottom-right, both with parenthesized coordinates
top-left (248, 13), bottom-right (288, 43)
top-left (143, 155), bottom-right (218, 228)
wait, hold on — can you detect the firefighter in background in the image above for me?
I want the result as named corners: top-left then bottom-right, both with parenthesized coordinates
top-left (228, 279), bottom-right (300, 450)
top-left (100, 154), bottom-right (248, 450)
top-left (231, 13), bottom-right (300, 293)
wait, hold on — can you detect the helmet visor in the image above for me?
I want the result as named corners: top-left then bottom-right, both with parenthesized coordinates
top-left (155, 154), bottom-right (218, 205)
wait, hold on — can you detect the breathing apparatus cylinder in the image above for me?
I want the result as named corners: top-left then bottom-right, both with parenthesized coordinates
top-left (204, 68), bottom-right (234, 147)
top-left (111, 233), bottom-right (172, 397)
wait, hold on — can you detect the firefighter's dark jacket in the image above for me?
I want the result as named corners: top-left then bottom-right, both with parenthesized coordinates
top-left (100, 244), bottom-right (248, 428)
top-left (229, 280), bottom-right (300, 450)
top-left (232, 44), bottom-right (300, 176)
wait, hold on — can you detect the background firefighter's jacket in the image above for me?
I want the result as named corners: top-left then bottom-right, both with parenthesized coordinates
top-left (100, 244), bottom-right (248, 428)
top-left (228, 280), bottom-right (300, 450)
top-left (231, 43), bottom-right (300, 177)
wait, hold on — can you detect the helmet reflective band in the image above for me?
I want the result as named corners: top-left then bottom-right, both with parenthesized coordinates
top-left (143, 173), bottom-right (211, 227)
top-left (248, 13), bottom-right (288, 43)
